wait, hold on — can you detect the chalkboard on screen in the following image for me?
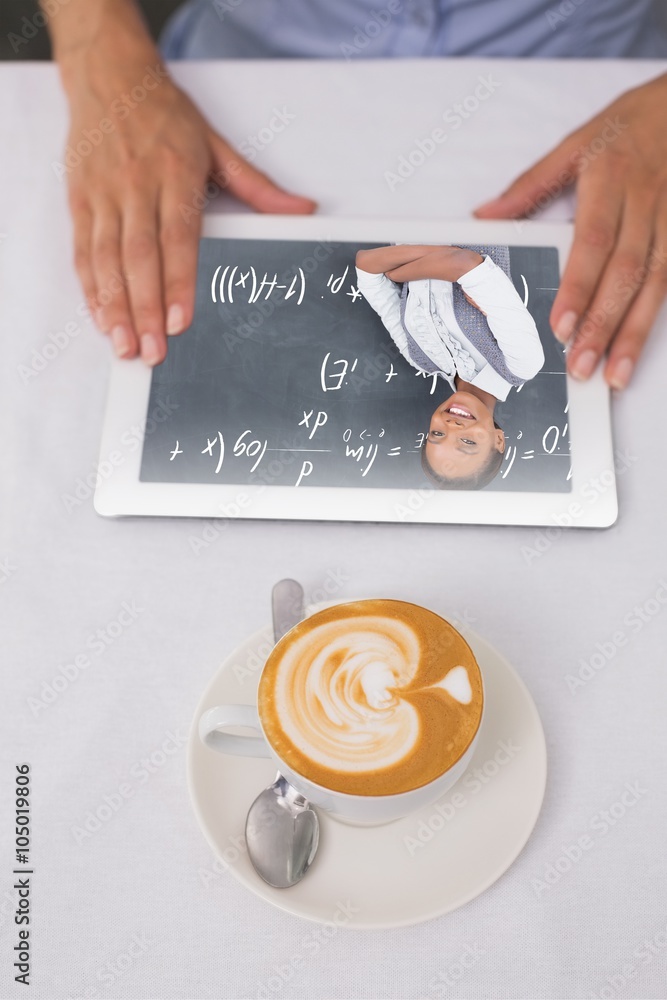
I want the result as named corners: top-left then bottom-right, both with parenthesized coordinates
top-left (139, 237), bottom-right (570, 493)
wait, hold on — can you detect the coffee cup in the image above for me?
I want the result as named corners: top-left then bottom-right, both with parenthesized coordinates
top-left (199, 599), bottom-right (484, 826)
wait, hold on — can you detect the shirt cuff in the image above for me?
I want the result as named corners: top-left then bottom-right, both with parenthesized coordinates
top-left (456, 254), bottom-right (497, 289)
top-left (355, 266), bottom-right (390, 287)
top-left (471, 363), bottom-right (513, 402)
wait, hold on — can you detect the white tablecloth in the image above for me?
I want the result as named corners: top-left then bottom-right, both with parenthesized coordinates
top-left (2, 57), bottom-right (667, 1000)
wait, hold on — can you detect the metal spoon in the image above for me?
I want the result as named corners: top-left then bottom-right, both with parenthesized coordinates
top-left (245, 580), bottom-right (320, 888)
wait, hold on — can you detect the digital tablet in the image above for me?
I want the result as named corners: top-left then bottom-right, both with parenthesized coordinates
top-left (94, 215), bottom-right (617, 528)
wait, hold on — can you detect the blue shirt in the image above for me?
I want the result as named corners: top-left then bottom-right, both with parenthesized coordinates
top-left (161, 0), bottom-right (667, 60)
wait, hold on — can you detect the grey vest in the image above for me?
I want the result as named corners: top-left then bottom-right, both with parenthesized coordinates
top-left (399, 244), bottom-right (524, 387)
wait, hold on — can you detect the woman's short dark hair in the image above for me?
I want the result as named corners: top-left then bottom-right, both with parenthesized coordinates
top-left (420, 422), bottom-right (504, 491)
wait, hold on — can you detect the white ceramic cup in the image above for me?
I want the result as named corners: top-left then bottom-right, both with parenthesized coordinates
top-left (199, 607), bottom-right (484, 826)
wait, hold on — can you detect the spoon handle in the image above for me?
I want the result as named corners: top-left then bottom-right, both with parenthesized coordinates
top-left (271, 579), bottom-right (306, 644)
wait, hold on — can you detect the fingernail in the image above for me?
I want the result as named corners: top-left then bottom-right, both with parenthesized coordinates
top-left (554, 310), bottom-right (578, 343)
top-left (140, 333), bottom-right (162, 366)
top-left (570, 349), bottom-right (598, 380)
top-left (608, 357), bottom-right (634, 391)
top-left (167, 304), bottom-right (185, 336)
top-left (111, 325), bottom-right (132, 358)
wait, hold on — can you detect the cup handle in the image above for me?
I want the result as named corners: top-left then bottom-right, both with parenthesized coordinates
top-left (199, 704), bottom-right (272, 758)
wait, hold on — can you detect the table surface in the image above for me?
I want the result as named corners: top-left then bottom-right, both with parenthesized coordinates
top-left (2, 57), bottom-right (667, 1000)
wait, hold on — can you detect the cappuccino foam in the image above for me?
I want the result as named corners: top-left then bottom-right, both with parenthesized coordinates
top-left (258, 600), bottom-right (483, 796)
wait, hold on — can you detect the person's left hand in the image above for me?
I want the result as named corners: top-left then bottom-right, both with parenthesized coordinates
top-left (463, 292), bottom-right (487, 316)
top-left (474, 72), bottom-right (667, 390)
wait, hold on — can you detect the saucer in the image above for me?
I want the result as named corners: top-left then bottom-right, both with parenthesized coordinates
top-left (188, 608), bottom-right (547, 929)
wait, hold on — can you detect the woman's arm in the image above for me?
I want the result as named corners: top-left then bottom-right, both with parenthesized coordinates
top-left (458, 258), bottom-right (545, 381)
top-left (382, 247), bottom-right (484, 283)
top-left (355, 267), bottom-right (413, 364)
top-left (356, 245), bottom-right (484, 282)
top-left (45, 0), bottom-right (315, 366)
top-left (355, 245), bottom-right (452, 274)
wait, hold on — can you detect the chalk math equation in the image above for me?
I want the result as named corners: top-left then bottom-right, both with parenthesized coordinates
top-left (210, 262), bottom-right (362, 307)
top-left (167, 421), bottom-right (431, 488)
top-left (139, 237), bottom-right (572, 494)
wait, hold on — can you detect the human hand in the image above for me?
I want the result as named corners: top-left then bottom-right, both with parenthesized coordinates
top-left (61, 41), bottom-right (316, 366)
top-left (474, 73), bottom-right (667, 390)
top-left (463, 292), bottom-right (487, 316)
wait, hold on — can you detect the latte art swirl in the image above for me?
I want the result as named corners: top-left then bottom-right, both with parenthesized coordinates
top-left (259, 600), bottom-right (484, 796)
top-left (275, 617), bottom-right (422, 772)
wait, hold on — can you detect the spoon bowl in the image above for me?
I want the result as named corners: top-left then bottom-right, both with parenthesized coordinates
top-left (245, 772), bottom-right (320, 888)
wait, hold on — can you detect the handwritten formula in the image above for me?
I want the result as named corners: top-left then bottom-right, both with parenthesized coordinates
top-left (140, 238), bottom-right (571, 493)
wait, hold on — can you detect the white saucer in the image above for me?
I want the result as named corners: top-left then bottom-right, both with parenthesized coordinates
top-left (188, 608), bottom-right (547, 929)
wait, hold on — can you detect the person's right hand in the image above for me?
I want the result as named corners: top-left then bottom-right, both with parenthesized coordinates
top-left (62, 48), bottom-right (316, 366)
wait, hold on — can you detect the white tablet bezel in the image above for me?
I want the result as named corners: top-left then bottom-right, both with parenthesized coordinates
top-left (94, 215), bottom-right (617, 528)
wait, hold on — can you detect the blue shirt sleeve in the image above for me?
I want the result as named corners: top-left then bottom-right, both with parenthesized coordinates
top-left (161, 0), bottom-right (667, 60)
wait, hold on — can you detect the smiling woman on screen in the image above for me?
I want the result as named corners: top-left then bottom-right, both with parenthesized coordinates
top-left (355, 244), bottom-right (544, 490)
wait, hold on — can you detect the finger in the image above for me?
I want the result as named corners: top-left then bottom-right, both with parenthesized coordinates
top-left (473, 132), bottom-right (581, 219)
top-left (121, 194), bottom-right (166, 366)
top-left (69, 197), bottom-right (98, 319)
top-left (89, 200), bottom-right (138, 359)
top-left (159, 182), bottom-right (201, 337)
top-left (208, 131), bottom-right (317, 215)
top-left (463, 292), bottom-right (486, 315)
top-left (566, 186), bottom-right (655, 381)
top-left (551, 168), bottom-right (624, 347)
top-left (604, 219), bottom-right (667, 390)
